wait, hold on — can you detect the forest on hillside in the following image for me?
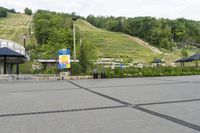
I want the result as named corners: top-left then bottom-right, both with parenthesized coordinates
top-left (32, 10), bottom-right (91, 74)
top-left (32, 10), bottom-right (74, 59)
top-left (87, 15), bottom-right (200, 50)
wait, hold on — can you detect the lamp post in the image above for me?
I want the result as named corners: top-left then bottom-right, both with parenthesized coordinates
top-left (22, 34), bottom-right (27, 49)
top-left (72, 17), bottom-right (77, 63)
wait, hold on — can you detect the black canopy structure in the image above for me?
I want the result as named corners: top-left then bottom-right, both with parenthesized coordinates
top-left (175, 57), bottom-right (191, 67)
top-left (151, 59), bottom-right (165, 67)
top-left (0, 47), bottom-right (26, 58)
top-left (186, 54), bottom-right (200, 67)
top-left (0, 39), bottom-right (29, 74)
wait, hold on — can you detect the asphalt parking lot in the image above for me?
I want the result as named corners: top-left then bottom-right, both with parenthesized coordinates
top-left (0, 76), bottom-right (200, 133)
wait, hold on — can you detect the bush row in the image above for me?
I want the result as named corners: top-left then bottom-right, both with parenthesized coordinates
top-left (103, 67), bottom-right (200, 78)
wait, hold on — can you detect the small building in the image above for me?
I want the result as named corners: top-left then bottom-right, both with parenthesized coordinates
top-left (0, 39), bottom-right (30, 74)
top-left (36, 59), bottom-right (79, 70)
top-left (37, 59), bottom-right (58, 69)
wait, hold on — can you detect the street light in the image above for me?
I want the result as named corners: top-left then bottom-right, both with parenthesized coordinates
top-left (72, 16), bottom-right (77, 63)
top-left (22, 34), bottom-right (27, 49)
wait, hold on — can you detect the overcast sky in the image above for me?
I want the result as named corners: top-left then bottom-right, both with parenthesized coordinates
top-left (1, 0), bottom-right (200, 20)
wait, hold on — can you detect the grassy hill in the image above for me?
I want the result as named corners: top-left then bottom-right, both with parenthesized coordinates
top-left (76, 20), bottom-right (163, 63)
top-left (0, 14), bottom-right (195, 65)
top-left (0, 13), bottom-right (34, 45)
top-left (76, 20), bottom-right (200, 65)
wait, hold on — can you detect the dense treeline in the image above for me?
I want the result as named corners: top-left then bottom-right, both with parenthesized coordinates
top-left (32, 10), bottom-right (95, 74)
top-left (87, 15), bottom-right (200, 50)
top-left (0, 6), bottom-right (16, 18)
top-left (33, 10), bottom-right (75, 59)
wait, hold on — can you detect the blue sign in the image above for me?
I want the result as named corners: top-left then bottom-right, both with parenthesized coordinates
top-left (58, 49), bottom-right (70, 55)
top-left (58, 49), bottom-right (71, 69)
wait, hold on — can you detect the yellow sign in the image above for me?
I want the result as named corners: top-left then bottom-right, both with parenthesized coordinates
top-left (58, 49), bottom-right (71, 69)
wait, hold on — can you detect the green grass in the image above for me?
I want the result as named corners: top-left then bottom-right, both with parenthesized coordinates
top-left (0, 13), bottom-right (35, 45)
top-left (76, 20), bottom-right (200, 65)
top-left (76, 20), bottom-right (159, 63)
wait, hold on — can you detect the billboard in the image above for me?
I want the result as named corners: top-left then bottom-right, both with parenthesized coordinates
top-left (58, 49), bottom-right (70, 69)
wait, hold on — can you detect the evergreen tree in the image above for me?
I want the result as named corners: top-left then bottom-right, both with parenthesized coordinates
top-left (24, 8), bottom-right (32, 15)
top-left (0, 7), bottom-right (7, 18)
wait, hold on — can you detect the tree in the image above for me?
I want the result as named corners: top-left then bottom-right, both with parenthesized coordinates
top-left (24, 8), bottom-right (32, 15)
top-left (78, 40), bottom-right (96, 73)
top-left (34, 19), bottom-right (50, 44)
top-left (79, 43), bottom-right (89, 73)
top-left (8, 8), bottom-right (16, 13)
top-left (0, 7), bottom-right (7, 18)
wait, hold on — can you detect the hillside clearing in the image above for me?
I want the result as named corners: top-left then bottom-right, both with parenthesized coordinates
top-left (76, 20), bottom-right (161, 63)
top-left (0, 13), bottom-right (33, 44)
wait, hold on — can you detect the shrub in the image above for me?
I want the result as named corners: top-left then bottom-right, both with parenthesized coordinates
top-left (104, 66), bottom-right (200, 78)
top-left (43, 67), bottom-right (58, 74)
top-left (71, 63), bottom-right (82, 75)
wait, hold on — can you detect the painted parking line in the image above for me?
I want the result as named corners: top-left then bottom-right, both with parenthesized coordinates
top-left (135, 98), bottom-right (200, 106)
top-left (0, 105), bottom-right (127, 118)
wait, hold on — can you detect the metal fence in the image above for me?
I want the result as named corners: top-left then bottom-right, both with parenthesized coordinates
top-left (0, 74), bottom-right (93, 82)
top-left (0, 74), bottom-right (59, 82)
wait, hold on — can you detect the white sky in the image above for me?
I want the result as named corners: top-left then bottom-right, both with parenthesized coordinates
top-left (1, 0), bottom-right (200, 20)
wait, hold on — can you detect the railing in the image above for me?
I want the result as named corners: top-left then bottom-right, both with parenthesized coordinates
top-left (0, 74), bottom-right (93, 82)
top-left (0, 74), bottom-right (59, 82)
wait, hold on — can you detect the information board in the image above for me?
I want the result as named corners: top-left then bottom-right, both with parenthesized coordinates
top-left (58, 49), bottom-right (70, 69)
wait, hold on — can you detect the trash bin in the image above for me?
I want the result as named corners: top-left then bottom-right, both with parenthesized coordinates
top-left (93, 69), bottom-right (98, 79)
top-left (101, 72), bottom-right (106, 79)
top-left (93, 72), bottom-right (97, 79)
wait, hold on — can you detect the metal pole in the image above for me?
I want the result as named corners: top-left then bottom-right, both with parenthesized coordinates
top-left (3, 56), bottom-right (6, 74)
top-left (23, 38), bottom-right (26, 49)
top-left (16, 64), bottom-right (19, 75)
top-left (73, 20), bottom-right (76, 63)
top-left (23, 34), bottom-right (26, 49)
top-left (10, 64), bottom-right (13, 74)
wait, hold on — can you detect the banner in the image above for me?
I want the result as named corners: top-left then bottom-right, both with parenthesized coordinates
top-left (58, 49), bottom-right (70, 69)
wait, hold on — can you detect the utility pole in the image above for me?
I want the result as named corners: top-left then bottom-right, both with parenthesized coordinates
top-left (72, 16), bottom-right (77, 63)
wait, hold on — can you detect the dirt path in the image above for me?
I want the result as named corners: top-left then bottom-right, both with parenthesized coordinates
top-left (125, 35), bottom-right (163, 54)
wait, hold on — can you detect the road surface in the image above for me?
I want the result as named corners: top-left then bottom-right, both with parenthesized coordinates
top-left (0, 76), bottom-right (200, 133)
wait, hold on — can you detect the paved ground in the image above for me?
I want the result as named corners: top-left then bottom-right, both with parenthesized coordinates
top-left (0, 76), bottom-right (200, 133)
